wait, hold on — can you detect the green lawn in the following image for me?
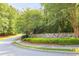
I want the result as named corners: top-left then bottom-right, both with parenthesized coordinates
top-left (22, 38), bottom-right (79, 45)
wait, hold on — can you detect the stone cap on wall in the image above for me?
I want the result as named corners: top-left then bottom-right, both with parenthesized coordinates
top-left (32, 33), bottom-right (76, 38)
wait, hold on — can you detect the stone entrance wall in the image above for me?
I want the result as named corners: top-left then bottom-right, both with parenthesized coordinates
top-left (32, 33), bottom-right (76, 38)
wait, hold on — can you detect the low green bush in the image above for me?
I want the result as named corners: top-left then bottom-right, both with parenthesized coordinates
top-left (23, 38), bottom-right (79, 45)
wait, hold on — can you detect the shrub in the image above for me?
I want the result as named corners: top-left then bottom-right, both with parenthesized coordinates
top-left (23, 38), bottom-right (79, 45)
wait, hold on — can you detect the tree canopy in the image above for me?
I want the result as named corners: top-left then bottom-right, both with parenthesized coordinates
top-left (0, 3), bottom-right (18, 35)
top-left (0, 3), bottom-right (79, 36)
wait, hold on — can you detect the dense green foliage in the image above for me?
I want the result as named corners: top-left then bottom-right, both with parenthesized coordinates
top-left (41, 3), bottom-right (75, 33)
top-left (0, 3), bottom-right (18, 35)
top-left (17, 3), bottom-right (79, 34)
top-left (23, 38), bottom-right (79, 45)
top-left (16, 9), bottom-right (44, 33)
top-left (0, 3), bottom-right (79, 35)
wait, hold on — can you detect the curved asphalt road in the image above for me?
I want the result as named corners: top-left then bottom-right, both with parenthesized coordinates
top-left (0, 37), bottom-right (79, 56)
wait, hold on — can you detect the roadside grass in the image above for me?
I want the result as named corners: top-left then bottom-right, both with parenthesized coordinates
top-left (22, 38), bottom-right (79, 45)
top-left (13, 41), bottom-right (74, 52)
top-left (0, 34), bottom-right (24, 40)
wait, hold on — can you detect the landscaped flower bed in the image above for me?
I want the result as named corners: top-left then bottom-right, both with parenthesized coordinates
top-left (73, 48), bottom-right (79, 52)
top-left (22, 38), bottom-right (79, 45)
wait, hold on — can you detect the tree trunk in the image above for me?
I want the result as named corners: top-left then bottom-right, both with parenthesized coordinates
top-left (70, 6), bottom-right (79, 37)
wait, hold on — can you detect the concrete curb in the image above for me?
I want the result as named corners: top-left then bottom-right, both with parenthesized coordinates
top-left (13, 41), bottom-right (79, 54)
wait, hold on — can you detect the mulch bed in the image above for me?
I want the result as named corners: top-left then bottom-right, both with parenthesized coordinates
top-left (0, 34), bottom-right (15, 38)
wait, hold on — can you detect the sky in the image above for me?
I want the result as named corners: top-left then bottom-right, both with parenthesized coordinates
top-left (9, 3), bottom-right (41, 11)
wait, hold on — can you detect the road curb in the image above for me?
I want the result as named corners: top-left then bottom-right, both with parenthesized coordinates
top-left (13, 41), bottom-right (79, 53)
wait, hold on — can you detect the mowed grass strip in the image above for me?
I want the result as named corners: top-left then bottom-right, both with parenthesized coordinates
top-left (13, 41), bottom-right (73, 52)
top-left (22, 38), bottom-right (79, 45)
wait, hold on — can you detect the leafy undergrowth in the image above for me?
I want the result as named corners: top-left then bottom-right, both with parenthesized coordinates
top-left (22, 38), bottom-right (79, 45)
